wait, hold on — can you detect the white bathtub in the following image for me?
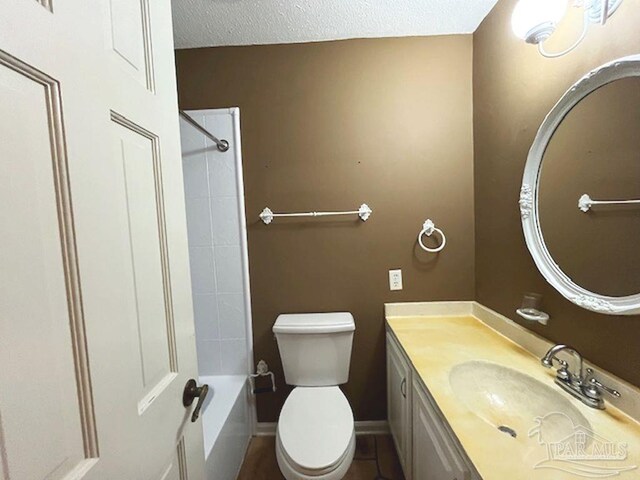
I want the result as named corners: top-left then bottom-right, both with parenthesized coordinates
top-left (200, 375), bottom-right (251, 480)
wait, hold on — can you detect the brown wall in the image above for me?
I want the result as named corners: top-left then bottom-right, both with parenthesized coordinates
top-left (176, 36), bottom-right (475, 422)
top-left (473, 0), bottom-right (640, 387)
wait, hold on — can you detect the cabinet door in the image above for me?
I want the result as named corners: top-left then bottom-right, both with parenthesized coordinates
top-left (412, 379), bottom-right (469, 480)
top-left (386, 334), bottom-right (412, 478)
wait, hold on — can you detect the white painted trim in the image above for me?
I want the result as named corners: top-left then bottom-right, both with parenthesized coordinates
top-left (230, 107), bottom-right (259, 436)
top-left (255, 421), bottom-right (389, 437)
top-left (255, 422), bottom-right (277, 437)
top-left (521, 54), bottom-right (640, 315)
top-left (354, 421), bottom-right (390, 435)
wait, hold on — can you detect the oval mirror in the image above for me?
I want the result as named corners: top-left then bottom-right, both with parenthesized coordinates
top-left (521, 55), bottom-right (640, 315)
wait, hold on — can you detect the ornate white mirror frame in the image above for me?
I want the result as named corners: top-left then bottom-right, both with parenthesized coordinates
top-left (520, 54), bottom-right (640, 315)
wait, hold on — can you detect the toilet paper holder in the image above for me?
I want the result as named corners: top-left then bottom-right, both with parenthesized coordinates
top-left (249, 360), bottom-right (276, 395)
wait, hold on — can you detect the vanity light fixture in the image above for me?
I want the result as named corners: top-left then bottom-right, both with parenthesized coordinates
top-left (511, 0), bottom-right (624, 58)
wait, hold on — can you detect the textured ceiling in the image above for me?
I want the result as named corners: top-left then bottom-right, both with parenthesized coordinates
top-left (172, 0), bottom-right (499, 49)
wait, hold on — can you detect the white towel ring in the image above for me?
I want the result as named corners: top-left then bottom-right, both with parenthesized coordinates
top-left (418, 219), bottom-right (446, 253)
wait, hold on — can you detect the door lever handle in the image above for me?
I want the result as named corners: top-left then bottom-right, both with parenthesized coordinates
top-left (183, 379), bottom-right (209, 422)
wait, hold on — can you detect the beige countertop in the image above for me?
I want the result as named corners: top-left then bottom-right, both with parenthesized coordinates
top-left (386, 314), bottom-right (640, 479)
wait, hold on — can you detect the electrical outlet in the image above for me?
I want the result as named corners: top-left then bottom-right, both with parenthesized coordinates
top-left (389, 269), bottom-right (403, 291)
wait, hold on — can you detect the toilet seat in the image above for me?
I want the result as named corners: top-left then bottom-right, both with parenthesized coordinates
top-left (276, 431), bottom-right (355, 478)
top-left (277, 386), bottom-right (355, 477)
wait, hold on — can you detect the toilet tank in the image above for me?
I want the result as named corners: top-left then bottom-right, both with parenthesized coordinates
top-left (273, 312), bottom-right (355, 386)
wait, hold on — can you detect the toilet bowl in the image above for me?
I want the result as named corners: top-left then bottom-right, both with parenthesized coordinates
top-left (276, 386), bottom-right (355, 480)
top-left (273, 312), bottom-right (357, 480)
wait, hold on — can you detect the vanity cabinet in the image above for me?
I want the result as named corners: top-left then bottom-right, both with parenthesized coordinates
top-left (412, 378), bottom-right (471, 480)
top-left (387, 331), bottom-right (477, 480)
top-left (386, 334), bottom-right (412, 479)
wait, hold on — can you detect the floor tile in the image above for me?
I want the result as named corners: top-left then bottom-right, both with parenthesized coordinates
top-left (237, 437), bottom-right (283, 480)
top-left (354, 435), bottom-right (376, 460)
top-left (376, 434), bottom-right (406, 480)
top-left (344, 458), bottom-right (378, 479)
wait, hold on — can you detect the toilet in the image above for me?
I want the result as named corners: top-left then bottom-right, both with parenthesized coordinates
top-left (273, 312), bottom-right (356, 480)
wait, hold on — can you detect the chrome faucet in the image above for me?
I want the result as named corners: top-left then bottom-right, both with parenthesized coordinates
top-left (541, 344), bottom-right (620, 409)
top-left (541, 344), bottom-right (584, 384)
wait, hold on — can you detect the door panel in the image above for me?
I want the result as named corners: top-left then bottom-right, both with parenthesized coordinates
top-left (34, 0), bottom-right (51, 12)
top-left (0, 52), bottom-right (97, 479)
top-left (107, 0), bottom-right (155, 91)
top-left (0, 0), bottom-right (205, 478)
top-left (111, 114), bottom-right (176, 408)
top-left (158, 440), bottom-right (188, 480)
top-left (159, 461), bottom-right (181, 480)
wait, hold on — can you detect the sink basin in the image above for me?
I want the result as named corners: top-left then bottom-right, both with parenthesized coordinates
top-left (449, 360), bottom-right (592, 443)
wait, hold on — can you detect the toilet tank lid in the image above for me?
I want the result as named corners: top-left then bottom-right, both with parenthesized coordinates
top-left (273, 312), bottom-right (355, 334)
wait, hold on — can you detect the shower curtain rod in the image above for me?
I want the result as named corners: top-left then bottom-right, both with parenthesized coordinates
top-left (179, 110), bottom-right (230, 152)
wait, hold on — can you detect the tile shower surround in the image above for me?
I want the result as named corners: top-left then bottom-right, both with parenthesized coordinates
top-left (180, 111), bottom-right (248, 375)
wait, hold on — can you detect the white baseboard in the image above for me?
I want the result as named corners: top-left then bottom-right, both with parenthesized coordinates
top-left (354, 420), bottom-right (389, 435)
top-left (255, 420), bottom-right (389, 437)
top-left (255, 422), bottom-right (277, 436)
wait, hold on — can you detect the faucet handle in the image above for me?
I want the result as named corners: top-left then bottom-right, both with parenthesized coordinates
top-left (542, 355), bottom-right (568, 369)
top-left (583, 368), bottom-right (621, 399)
top-left (542, 355), bottom-right (571, 382)
top-left (556, 363), bottom-right (571, 382)
top-left (590, 378), bottom-right (621, 397)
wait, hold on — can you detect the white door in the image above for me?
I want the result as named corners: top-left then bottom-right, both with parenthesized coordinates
top-left (386, 334), bottom-right (411, 479)
top-left (0, 1), bottom-right (205, 479)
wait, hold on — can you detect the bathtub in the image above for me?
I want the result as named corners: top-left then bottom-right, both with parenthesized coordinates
top-left (200, 375), bottom-right (251, 480)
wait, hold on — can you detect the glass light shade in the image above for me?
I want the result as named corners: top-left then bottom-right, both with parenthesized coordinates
top-left (511, 0), bottom-right (568, 43)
